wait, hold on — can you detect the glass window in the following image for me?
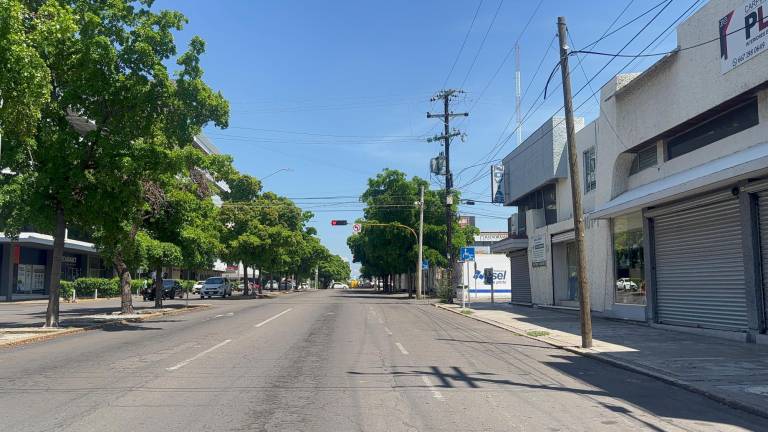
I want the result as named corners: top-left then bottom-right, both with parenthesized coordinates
top-left (583, 147), bottom-right (596, 192)
top-left (666, 97), bottom-right (758, 160)
top-left (630, 144), bottom-right (657, 174)
top-left (613, 213), bottom-right (646, 305)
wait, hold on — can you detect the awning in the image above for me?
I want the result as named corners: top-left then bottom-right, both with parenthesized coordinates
top-left (589, 142), bottom-right (768, 220)
top-left (0, 232), bottom-right (98, 253)
top-left (490, 237), bottom-right (528, 253)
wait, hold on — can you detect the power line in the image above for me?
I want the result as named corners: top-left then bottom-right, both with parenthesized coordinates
top-left (458, 0), bottom-right (506, 90)
top-left (443, 0), bottom-right (485, 88)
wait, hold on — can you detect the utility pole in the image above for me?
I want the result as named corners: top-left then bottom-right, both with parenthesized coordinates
top-left (427, 90), bottom-right (467, 301)
top-left (315, 266), bottom-right (319, 290)
top-left (558, 16), bottom-right (593, 348)
top-left (416, 185), bottom-right (424, 300)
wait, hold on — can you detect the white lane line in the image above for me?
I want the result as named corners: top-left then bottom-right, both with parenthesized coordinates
top-left (384, 326), bottom-right (393, 336)
top-left (421, 376), bottom-right (444, 400)
top-left (214, 312), bottom-right (234, 318)
top-left (377, 318), bottom-right (384, 324)
top-left (254, 308), bottom-right (293, 328)
top-left (166, 339), bottom-right (232, 371)
top-left (395, 342), bottom-right (409, 355)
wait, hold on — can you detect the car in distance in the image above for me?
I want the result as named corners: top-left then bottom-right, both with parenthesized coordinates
top-left (331, 282), bottom-right (349, 290)
top-left (142, 279), bottom-right (183, 301)
top-left (616, 278), bottom-right (638, 291)
top-left (200, 277), bottom-right (233, 299)
top-left (192, 280), bottom-right (205, 294)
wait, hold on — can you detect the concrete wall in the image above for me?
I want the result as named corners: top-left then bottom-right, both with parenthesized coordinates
top-left (503, 117), bottom-right (584, 204)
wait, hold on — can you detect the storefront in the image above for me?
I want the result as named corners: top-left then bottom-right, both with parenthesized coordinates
top-left (551, 231), bottom-right (578, 307)
top-left (508, 250), bottom-right (532, 304)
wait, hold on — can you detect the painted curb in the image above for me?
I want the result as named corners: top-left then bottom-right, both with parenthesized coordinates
top-left (434, 303), bottom-right (768, 420)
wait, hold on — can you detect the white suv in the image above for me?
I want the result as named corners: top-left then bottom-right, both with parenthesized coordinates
top-left (201, 277), bottom-right (233, 298)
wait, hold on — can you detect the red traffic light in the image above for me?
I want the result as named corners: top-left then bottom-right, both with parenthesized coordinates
top-left (331, 220), bottom-right (348, 226)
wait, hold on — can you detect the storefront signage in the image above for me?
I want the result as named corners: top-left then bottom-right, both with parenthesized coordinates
top-left (491, 164), bottom-right (505, 203)
top-left (12, 245), bottom-right (20, 264)
top-left (473, 232), bottom-right (508, 242)
top-left (720, 0), bottom-right (768, 73)
top-left (531, 234), bottom-right (547, 267)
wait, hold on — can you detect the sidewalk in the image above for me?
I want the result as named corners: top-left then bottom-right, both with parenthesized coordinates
top-left (437, 301), bottom-right (768, 419)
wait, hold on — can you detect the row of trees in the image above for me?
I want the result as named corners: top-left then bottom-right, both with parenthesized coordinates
top-left (347, 169), bottom-right (476, 293)
top-left (0, 0), bottom-right (348, 325)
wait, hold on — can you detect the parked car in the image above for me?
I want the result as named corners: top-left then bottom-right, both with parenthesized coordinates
top-left (200, 277), bottom-right (233, 298)
top-left (265, 280), bottom-right (279, 290)
top-left (331, 282), bottom-right (349, 290)
top-left (192, 280), bottom-right (205, 294)
top-left (142, 279), bottom-right (183, 301)
top-left (299, 282), bottom-right (309, 290)
top-left (616, 278), bottom-right (638, 291)
top-left (279, 280), bottom-right (296, 290)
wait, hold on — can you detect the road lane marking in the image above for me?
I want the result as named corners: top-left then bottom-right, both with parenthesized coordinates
top-left (214, 312), bottom-right (234, 318)
top-left (384, 326), bottom-right (393, 336)
top-left (395, 342), bottom-right (409, 355)
top-left (166, 339), bottom-right (232, 371)
top-left (421, 376), bottom-right (444, 400)
top-left (377, 318), bottom-right (384, 324)
top-left (254, 308), bottom-right (293, 328)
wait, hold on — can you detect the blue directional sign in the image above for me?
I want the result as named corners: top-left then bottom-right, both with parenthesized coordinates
top-left (459, 247), bottom-right (475, 262)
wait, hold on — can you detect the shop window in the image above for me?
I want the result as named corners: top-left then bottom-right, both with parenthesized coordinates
top-left (629, 144), bottom-right (657, 174)
top-left (666, 97), bottom-right (758, 160)
top-left (583, 147), bottom-right (596, 193)
top-left (612, 213), bottom-right (646, 305)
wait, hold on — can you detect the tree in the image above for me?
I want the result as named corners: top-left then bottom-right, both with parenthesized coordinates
top-left (136, 232), bottom-right (182, 308)
top-left (348, 169), bottom-right (476, 293)
top-left (0, 1), bottom-right (229, 324)
top-left (317, 253), bottom-right (351, 288)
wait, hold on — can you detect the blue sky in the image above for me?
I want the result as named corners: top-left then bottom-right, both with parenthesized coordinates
top-left (155, 0), bottom-right (705, 276)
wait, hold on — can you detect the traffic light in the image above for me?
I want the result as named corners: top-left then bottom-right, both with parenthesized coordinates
top-left (331, 220), bottom-right (348, 226)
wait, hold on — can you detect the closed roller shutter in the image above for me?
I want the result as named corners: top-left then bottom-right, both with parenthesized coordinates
top-left (552, 230), bottom-right (575, 244)
top-left (509, 250), bottom-right (532, 304)
top-left (756, 191), bottom-right (768, 324)
top-left (654, 198), bottom-right (748, 331)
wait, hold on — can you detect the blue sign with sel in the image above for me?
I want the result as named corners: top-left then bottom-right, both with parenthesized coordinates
top-left (459, 247), bottom-right (475, 262)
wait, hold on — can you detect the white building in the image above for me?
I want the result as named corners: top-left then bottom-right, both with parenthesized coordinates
top-left (494, 0), bottom-right (768, 344)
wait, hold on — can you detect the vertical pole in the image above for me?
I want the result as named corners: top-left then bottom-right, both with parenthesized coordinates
top-left (417, 186), bottom-right (424, 300)
top-left (315, 266), bottom-right (319, 290)
top-left (491, 268), bottom-right (495, 304)
top-left (558, 16), bottom-right (593, 348)
top-left (443, 94), bottom-right (455, 302)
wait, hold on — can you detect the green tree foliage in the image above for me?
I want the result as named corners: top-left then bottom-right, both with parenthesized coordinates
top-left (0, 0), bottom-right (229, 324)
top-left (136, 231), bottom-right (182, 308)
top-left (317, 254), bottom-right (351, 287)
top-left (347, 169), bottom-right (475, 292)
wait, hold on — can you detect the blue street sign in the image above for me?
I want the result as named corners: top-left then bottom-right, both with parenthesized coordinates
top-left (422, 259), bottom-right (429, 270)
top-left (459, 247), bottom-right (475, 262)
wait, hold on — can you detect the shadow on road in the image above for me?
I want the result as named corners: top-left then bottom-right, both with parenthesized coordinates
top-left (348, 356), bottom-right (767, 429)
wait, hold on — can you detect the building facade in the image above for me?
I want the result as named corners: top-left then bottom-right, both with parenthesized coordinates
top-left (494, 0), bottom-right (768, 343)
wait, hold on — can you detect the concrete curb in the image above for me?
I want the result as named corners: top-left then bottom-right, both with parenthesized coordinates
top-left (434, 303), bottom-right (768, 421)
top-left (0, 304), bottom-right (211, 349)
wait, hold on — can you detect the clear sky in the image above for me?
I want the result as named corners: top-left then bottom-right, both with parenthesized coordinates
top-left (155, 0), bottom-right (706, 276)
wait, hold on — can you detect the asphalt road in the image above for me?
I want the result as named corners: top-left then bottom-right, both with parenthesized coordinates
top-left (1, 289), bottom-right (766, 432)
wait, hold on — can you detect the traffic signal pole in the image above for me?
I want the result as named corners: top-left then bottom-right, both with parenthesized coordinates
top-left (417, 185), bottom-right (424, 300)
top-left (558, 16), bottom-right (593, 348)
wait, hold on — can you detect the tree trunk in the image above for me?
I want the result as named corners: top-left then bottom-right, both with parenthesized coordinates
top-left (154, 265), bottom-right (163, 309)
top-left (45, 204), bottom-right (66, 328)
top-left (114, 255), bottom-right (134, 314)
top-left (257, 268), bottom-right (263, 294)
top-left (242, 264), bottom-right (250, 296)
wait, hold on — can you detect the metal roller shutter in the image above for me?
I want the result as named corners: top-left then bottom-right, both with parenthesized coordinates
top-left (509, 250), bottom-right (532, 304)
top-left (552, 230), bottom-right (575, 244)
top-left (654, 198), bottom-right (748, 331)
top-left (756, 191), bottom-right (768, 324)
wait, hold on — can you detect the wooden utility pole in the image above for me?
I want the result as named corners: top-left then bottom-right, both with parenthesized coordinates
top-left (427, 90), bottom-right (467, 300)
top-left (558, 16), bottom-right (593, 348)
top-left (417, 185), bottom-right (424, 300)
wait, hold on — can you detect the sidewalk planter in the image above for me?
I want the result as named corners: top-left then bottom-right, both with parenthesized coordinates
top-left (72, 278), bottom-right (121, 298)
